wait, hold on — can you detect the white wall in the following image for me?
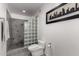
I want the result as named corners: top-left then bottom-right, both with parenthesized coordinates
top-left (38, 3), bottom-right (79, 56)
top-left (0, 3), bottom-right (7, 56)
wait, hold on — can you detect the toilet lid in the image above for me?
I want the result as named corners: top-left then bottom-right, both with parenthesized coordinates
top-left (28, 44), bottom-right (43, 51)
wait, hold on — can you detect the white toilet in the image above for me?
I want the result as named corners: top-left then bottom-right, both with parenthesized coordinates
top-left (28, 40), bottom-right (46, 56)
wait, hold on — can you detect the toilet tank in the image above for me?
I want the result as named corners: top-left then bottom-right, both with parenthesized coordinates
top-left (38, 40), bottom-right (46, 48)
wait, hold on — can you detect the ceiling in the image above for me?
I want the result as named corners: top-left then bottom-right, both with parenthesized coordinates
top-left (7, 3), bottom-right (46, 16)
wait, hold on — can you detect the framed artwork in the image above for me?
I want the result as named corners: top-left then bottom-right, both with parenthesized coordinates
top-left (46, 3), bottom-right (79, 24)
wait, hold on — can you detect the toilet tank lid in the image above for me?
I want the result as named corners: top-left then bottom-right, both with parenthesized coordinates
top-left (38, 40), bottom-right (46, 45)
top-left (28, 44), bottom-right (43, 51)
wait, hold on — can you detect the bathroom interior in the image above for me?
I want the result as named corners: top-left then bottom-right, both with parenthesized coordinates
top-left (6, 3), bottom-right (46, 56)
top-left (0, 3), bottom-right (79, 56)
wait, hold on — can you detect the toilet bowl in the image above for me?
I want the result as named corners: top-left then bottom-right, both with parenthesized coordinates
top-left (28, 40), bottom-right (46, 56)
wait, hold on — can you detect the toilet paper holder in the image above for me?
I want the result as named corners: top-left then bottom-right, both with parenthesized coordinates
top-left (48, 43), bottom-right (52, 48)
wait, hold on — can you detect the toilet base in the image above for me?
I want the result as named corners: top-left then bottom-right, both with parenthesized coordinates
top-left (31, 50), bottom-right (44, 56)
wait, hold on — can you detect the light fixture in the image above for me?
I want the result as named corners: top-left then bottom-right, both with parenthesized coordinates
top-left (22, 10), bottom-right (26, 13)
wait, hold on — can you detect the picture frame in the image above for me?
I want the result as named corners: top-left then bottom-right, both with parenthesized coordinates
top-left (46, 3), bottom-right (79, 24)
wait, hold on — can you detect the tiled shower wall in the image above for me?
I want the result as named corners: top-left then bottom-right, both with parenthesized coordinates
top-left (11, 19), bottom-right (24, 44)
top-left (24, 18), bottom-right (38, 47)
top-left (7, 18), bottom-right (24, 51)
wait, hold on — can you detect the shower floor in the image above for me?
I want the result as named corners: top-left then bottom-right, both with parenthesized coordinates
top-left (7, 47), bottom-right (31, 56)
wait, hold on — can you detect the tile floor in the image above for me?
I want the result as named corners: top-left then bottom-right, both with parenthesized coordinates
top-left (7, 47), bottom-right (31, 56)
